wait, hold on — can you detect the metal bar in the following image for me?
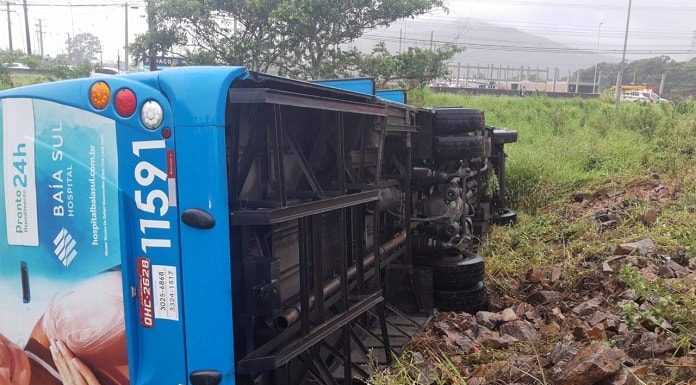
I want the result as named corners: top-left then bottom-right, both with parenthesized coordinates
top-left (340, 214), bottom-right (352, 382)
top-left (338, 112), bottom-right (346, 195)
top-left (298, 218), bottom-right (311, 335)
top-left (237, 291), bottom-right (384, 372)
top-left (290, 112), bottom-right (333, 191)
top-left (375, 118), bottom-right (387, 183)
top-left (319, 340), bottom-right (370, 378)
top-left (386, 123), bottom-right (419, 134)
top-left (272, 105), bottom-right (287, 206)
top-left (311, 216), bottom-right (326, 322)
top-left (234, 123), bottom-right (262, 203)
top-left (311, 356), bottom-right (339, 385)
top-left (276, 231), bottom-right (406, 328)
top-left (367, 309), bottom-right (412, 339)
top-left (349, 328), bottom-right (371, 360)
top-left (229, 88), bottom-right (387, 116)
top-left (274, 364), bottom-right (290, 385)
top-left (373, 201), bottom-right (392, 365)
top-left (231, 190), bottom-right (379, 226)
top-left (338, 111), bottom-right (352, 381)
top-left (344, 157), bottom-right (359, 184)
top-left (240, 227), bottom-right (256, 355)
top-left (385, 303), bottom-right (423, 328)
top-left (405, 133), bottom-right (413, 263)
top-left (353, 322), bottom-right (395, 360)
top-left (283, 129), bottom-right (326, 198)
top-left (358, 119), bottom-right (369, 181)
top-left (354, 208), bottom-right (364, 297)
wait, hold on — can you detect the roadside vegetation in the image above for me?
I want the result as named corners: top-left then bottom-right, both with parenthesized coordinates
top-left (373, 92), bottom-right (696, 385)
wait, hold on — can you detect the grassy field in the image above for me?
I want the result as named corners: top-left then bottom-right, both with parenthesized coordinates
top-left (411, 89), bottom-right (696, 307)
top-left (0, 73), bottom-right (52, 91)
top-left (367, 92), bottom-right (696, 385)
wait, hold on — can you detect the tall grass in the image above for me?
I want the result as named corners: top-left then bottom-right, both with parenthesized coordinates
top-left (407, 90), bottom-right (696, 293)
top-left (410, 90), bottom-right (696, 212)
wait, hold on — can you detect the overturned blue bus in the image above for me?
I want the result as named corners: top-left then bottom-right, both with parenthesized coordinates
top-left (0, 67), bottom-right (516, 385)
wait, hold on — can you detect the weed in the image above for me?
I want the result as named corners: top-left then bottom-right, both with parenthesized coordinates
top-left (367, 349), bottom-right (467, 385)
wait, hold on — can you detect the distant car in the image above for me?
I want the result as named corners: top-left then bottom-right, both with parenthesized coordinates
top-left (621, 90), bottom-right (669, 104)
top-left (621, 91), bottom-right (649, 103)
top-left (91, 67), bottom-right (123, 76)
top-left (4, 62), bottom-right (30, 70)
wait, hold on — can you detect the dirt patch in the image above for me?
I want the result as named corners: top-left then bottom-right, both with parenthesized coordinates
top-left (564, 174), bottom-right (680, 230)
top-left (408, 256), bottom-right (696, 384)
top-left (406, 177), bottom-right (696, 385)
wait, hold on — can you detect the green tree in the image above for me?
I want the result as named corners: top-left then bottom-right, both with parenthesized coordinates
top-left (356, 42), bottom-right (461, 88)
top-left (65, 33), bottom-right (102, 66)
top-left (132, 0), bottom-right (443, 78)
top-left (572, 56), bottom-right (696, 98)
top-left (274, 0), bottom-right (444, 79)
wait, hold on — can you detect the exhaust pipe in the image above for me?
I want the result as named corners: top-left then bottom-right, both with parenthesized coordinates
top-left (275, 230), bottom-right (407, 329)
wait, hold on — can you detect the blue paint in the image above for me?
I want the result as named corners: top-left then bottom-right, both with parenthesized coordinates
top-left (0, 66), bottom-right (249, 385)
top-left (376, 89), bottom-right (407, 104)
top-left (314, 78), bottom-right (375, 96)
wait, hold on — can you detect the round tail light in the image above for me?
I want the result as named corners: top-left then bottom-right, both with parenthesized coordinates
top-left (89, 81), bottom-right (110, 110)
top-left (114, 89), bottom-right (137, 117)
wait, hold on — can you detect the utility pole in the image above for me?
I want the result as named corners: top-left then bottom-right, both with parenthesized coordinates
top-left (147, 0), bottom-right (157, 70)
top-left (6, 2), bottom-right (12, 52)
top-left (124, 2), bottom-right (129, 71)
top-left (429, 30), bottom-right (433, 51)
top-left (465, 64), bottom-right (469, 87)
top-left (456, 62), bottom-right (461, 87)
top-left (615, 0), bottom-right (633, 105)
top-left (659, 73), bottom-right (666, 95)
top-left (552, 67), bottom-right (558, 92)
top-left (398, 28), bottom-right (402, 53)
top-left (593, 22), bottom-right (603, 94)
top-left (36, 19), bottom-right (43, 57)
top-left (575, 71), bottom-right (580, 94)
top-left (22, 0), bottom-right (30, 55)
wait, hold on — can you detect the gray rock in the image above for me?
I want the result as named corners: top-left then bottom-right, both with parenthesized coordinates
top-left (499, 320), bottom-right (538, 341)
top-left (554, 343), bottom-right (627, 385)
top-left (572, 297), bottom-right (603, 316)
top-left (499, 308), bottom-right (518, 323)
top-left (477, 330), bottom-right (519, 349)
top-left (528, 290), bottom-right (562, 305)
top-left (614, 239), bottom-right (657, 256)
top-left (475, 311), bottom-right (499, 330)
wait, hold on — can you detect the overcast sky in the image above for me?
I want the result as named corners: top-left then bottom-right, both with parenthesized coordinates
top-left (2, 0), bottom-right (695, 65)
top-left (446, 0), bottom-right (696, 60)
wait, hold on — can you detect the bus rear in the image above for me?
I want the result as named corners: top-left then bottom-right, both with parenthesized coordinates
top-left (0, 67), bottom-right (250, 385)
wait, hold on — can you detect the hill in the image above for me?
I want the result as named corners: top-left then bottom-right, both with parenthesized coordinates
top-left (350, 17), bottom-right (617, 75)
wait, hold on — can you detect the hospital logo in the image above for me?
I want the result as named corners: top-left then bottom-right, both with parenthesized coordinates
top-left (53, 227), bottom-right (78, 267)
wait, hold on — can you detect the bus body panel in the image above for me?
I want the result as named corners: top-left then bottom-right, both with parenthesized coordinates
top-left (0, 69), bottom-right (250, 385)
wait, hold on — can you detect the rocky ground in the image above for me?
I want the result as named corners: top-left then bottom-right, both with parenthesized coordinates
top-left (404, 177), bottom-right (696, 385)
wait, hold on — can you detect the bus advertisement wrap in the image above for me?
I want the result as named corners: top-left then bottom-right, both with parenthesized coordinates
top-left (0, 98), bottom-right (128, 385)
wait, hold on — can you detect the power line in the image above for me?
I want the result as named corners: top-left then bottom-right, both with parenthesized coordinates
top-left (451, 0), bottom-right (696, 12)
top-left (399, 17), bottom-right (696, 38)
top-left (434, 17), bottom-right (695, 35)
top-left (8, 1), bottom-right (145, 6)
top-left (359, 34), bottom-right (696, 55)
